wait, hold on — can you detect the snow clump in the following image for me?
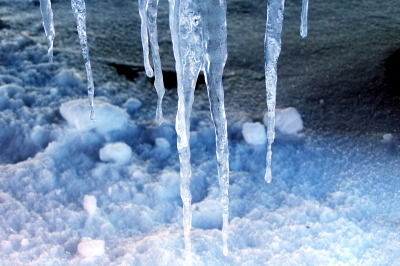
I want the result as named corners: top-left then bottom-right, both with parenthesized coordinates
top-left (83, 195), bottom-right (97, 216)
top-left (264, 107), bottom-right (303, 135)
top-left (60, 99), bottom-right (128, 135)
top-left (77, 238), bottom-right (105, 257)
top-left (99, 142), bottom-right (132, 164)
top-left (242, 122), bottom-right (267, 145)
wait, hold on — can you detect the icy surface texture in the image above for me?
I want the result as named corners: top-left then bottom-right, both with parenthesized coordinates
top-left (264, 0), bottom-right (285, 183)
top-left (168, 0), bottom-right (230, 259)
top-left (301, 0), bottom-right (308, 38)
top-left (138, 0), bottom-right (166, 124)
top-left (71, 0), bottom-right (95, 121)
top-left (39, 0), bottom-right (55, 63)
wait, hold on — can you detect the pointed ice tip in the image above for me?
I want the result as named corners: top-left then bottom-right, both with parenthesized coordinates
top-left (90, 111), bottom-right (96, 122)
top-left (223, 247), bottom-right (228, 256)
top-left (145, 68), bottom-right (154, 78)
top-left (264, 168), bottom-right (272, 183)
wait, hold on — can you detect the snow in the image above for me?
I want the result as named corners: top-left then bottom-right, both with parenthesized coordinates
top-left (83, 195), bottom-right (97, 215)
top-left (0, 0), bottom-right (400, 265)
top-left (242, 122), bottom-right (267, 145)
top-left (265, 107), bottom-right (303, 135)
top-left (99, 142), bottom-right (132, 164)
top-left (59, 99), bottom-right (128, 136)
top-left (77, 238), bottom-right (105, 257)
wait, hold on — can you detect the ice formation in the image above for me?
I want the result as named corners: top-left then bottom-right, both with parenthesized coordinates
top-left (264, 0), bottom-right (285, 183)
top-left (71, 0), bottom-right (95, 121)
top-left (170, 0), bottom-right (230, 259)
top-left (39, 0), bottom-right (55, 63)
top-left (301, 0), bottom-right (308, 38)
top-left (138, 0), bottom-right (166, 124)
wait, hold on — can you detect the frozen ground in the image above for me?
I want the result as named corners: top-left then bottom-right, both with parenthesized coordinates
top-left (0, 0), bottom-right (400, 265)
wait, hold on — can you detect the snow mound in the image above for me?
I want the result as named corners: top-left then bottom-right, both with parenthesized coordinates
top-left (60, 99), bottom-right (128, 135)
top-left (192, 200), bottom-right (222, 229)
top-left (264, 107), bottom-right (303, 135)
top-left (99, 142), bottom-right (132, 164)
top-left (83, 195), bottom-right (97, 216)
top-left (77, 238), bottom-right (105, 257)
top-left (242, 122), bottom-right (267, 145)
top-left (155, 137), bottom-right (170, 149)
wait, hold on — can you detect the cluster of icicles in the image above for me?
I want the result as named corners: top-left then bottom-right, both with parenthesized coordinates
top-left (38, 0), bottom-right (308, 261)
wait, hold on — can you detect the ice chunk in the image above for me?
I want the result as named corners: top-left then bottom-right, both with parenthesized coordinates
top-left (123, 98), bottom-right (142, 112)
top-left (77, 238), bottom-right (105, 257)
top-left (99, 142), bottom-right (132, 164)
top-left (242, 122), bottom-right (267, 145)
top-left (53, 69), bottom-right (82, 88)
top-left (39, 0), bottom-right (55, 62)
top-left (71, 0), bottom-right (95, 121)
top-left (264, 0), bottom-right (285, 183)
top-left (264, 107), bottom-right (303, 135)
top-left (83, 195), bottom-right (97, 215)
top-left (60, 99), bottom-right (128, 135)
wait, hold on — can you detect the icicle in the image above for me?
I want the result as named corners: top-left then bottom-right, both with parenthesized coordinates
top-left (71, 0), bottom-right (95, 121)
top-left (166, 0), bottom-right (230, 259)
top-left (202, 0), bottom-right (229, 255)
top-left (147, 0), bottom-right (165, 125)
top-left (39, 0), bottom-right (55, 63)
top-left (138, 0), bottom-right (165, 124)
top-left (264, 0), bottom-right (285, 183)
top-left (138, 0), bottom-right (154, 78)
top-left (300, 0), bottom-right (308, 38)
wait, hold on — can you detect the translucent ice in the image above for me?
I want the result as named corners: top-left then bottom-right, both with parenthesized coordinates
top-left (301, 0), bottom-right (308, 38)
top-left (264, 0), bottom-right (285, 183)
top-left (138, 0), bottom-right (165, 124)
top-left (71, 0), bottom-right (95, 121)
top-left (39, 0), bottom-right (55, 63)
top-left (168, 0), bottom-right (230, 259)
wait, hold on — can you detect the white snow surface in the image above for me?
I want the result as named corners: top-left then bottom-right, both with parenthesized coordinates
top-left (0, 0), bottom-right (400, 265)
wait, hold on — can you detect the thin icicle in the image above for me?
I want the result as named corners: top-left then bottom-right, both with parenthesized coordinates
top-left (39, 0), bottom-right (55, 63)
top-left (202, 0), bottom-right (229, 255)
top-left (300, 0), bottom-right (308, 38)
top-left (138, 0), bottom-right (154, 78)
top-left (264, 0), bottom-right (285, 183)
top-left (147, 0), bottom-right (165, 125)
top-left (71, 0), bottom-right (95, 121)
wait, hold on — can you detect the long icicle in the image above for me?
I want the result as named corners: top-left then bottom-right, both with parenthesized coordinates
top-left (202, 0), bottom-right (229, 255)
top-left (147, 0), bottom-right (165, 125)
top-left (264, 0), bottom-right (285, 183)
top-left (71, 0), bottom-right (95, 121)
top-left (39, 0), bottom-right (55, 63)
top-left (300, 0), bottom-right (308, 38)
